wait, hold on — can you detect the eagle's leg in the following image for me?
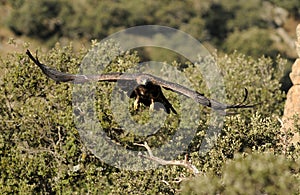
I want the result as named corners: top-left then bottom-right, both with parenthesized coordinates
top-left (149, 98), bottom-right (154, 112)
top-left (134, 96), bottom-right (140, 110)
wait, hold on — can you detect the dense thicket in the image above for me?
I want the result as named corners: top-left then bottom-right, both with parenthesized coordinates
top-left (0, 43), bottom-right (299, 194)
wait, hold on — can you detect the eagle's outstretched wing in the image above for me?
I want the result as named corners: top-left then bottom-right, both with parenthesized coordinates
top-left (26, 50), bottom-right (131, 83)
top-left (146, 75), bottom-right (253, 110)
top-left (26, 49), bottom-right (255, 111)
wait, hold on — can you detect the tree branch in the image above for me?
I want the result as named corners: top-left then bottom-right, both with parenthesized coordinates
top-left (134, 142), bottom-right (200, 175)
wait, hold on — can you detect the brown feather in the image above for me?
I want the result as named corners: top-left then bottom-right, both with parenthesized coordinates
top-left (26, 49), bottom-right (256, 114)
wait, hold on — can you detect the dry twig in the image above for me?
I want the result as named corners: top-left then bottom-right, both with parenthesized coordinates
top-left (134, 142), bottom-right (200, 176)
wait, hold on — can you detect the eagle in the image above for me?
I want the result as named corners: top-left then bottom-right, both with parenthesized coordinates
top-left (26, 49), bottom-right (254, 114)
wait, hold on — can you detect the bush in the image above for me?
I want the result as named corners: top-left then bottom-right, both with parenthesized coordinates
top-left (0, 42), bottom-right (298, 194)
top-left (7, 0), bottom-right (71, 39)
top-left (181, 152), bottom-right (300, 194)
top-left (223, 28), bottom-right (278, 59)
top-left (5, 0), bottom-right (296, 60)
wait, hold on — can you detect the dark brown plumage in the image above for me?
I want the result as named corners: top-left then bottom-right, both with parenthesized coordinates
top-left (26, 49), bottom-right (255, 114)
top-left (129, 83), bottom-right (177, 114)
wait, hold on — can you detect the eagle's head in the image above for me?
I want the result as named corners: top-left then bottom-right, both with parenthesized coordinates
top-left (137, 75), bottom-right (152, 86)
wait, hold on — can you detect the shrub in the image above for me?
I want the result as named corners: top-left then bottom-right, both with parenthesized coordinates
top-left (7, 0), bottom-right (71, 39)
top-left (0, 42), bottom-right (298, 194)
top-left (223, 28), bottom-right (278, 59)
top-left (181, 152), bottom-right (300, 194)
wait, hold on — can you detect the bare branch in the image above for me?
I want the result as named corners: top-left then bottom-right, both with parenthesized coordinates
top-left (134, 142), bottom-right (200, 175)
top-left (277, 116), bottom-right (284, 128)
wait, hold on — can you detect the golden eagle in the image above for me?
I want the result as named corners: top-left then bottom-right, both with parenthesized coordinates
top-left (26, 50), bottom-right (254, 114)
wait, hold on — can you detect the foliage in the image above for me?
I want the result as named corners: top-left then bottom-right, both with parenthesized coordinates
top-left (4, 0), bottom-right (297, 60)
top-left (0, 43), bottom-right (299, 194)
top-left (223, 27), bottom-right (278, 59)
top-left (221, 0), bottom-right (270, 31)
top-left (181, 152), bottom-right (300, 194)
top-left (7, 0), bottom-right (71, 39)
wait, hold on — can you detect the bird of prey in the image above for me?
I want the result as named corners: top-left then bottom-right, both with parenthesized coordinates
top-left (26, 49), bottom-right (254, 114)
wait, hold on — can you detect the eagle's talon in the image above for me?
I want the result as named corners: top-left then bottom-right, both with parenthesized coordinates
top-left (149, 99), bottom-right (154, 112)
top-left (134, 96), bottom-right (140, 110)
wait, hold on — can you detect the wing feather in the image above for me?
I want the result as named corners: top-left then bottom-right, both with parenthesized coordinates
top-left (147, 75), bottom-right (253, 110)
top-left (26, 50), bottom-right (135, 83)
top-left (26, 49), bottom-right (255, 110)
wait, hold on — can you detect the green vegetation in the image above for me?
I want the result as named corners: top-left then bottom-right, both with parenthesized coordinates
top-left (0, 42), bottom-right (299, 194)
top-left (4, 0), bottom-right (297, 92)
top-left (181, 152), bottom-right (300, 194)
top-left (1, 0), bottom-right (300, 193)
top-left (4, 0), bottom-right (300, 60)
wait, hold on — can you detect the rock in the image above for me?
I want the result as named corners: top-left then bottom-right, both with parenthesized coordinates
top-left (282, 82), bottom-right (300, 144)
top-left (283, 86), bottom-right (300, 117)
top-left (282, 24), bottom-right (300, 144)
top-left (276, 28), bottom-right (295, 50)
top-left (290, 59), bottom-right (300, 85)
top-left (296, 24), bottom-right (300, 58)
top-left (262, 2), bottom-right (288, 27)
top-left (273, 6), bottom-right (289, 27)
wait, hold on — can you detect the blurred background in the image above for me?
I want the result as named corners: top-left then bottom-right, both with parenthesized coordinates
top-left (1, 0), bottom-right (299, 56)
top-left (0, 0), bottom-right (299, 90)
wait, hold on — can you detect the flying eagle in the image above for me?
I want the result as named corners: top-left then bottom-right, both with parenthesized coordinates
top-left (26, 49), bottom-right (254, 114)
